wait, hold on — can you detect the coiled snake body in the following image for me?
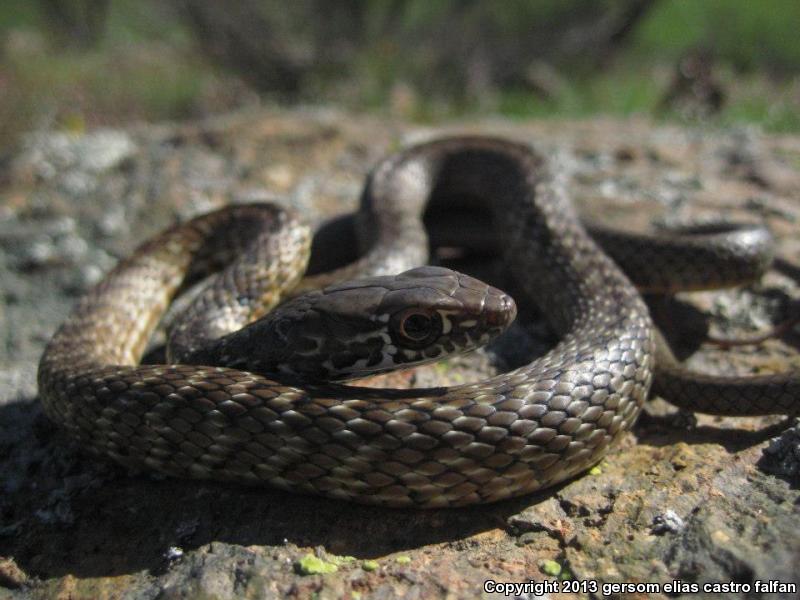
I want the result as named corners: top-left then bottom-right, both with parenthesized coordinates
top-left (38, 137), bottom-right (798, 507)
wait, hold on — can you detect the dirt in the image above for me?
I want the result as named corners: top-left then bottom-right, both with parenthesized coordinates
top-left (0, 109), bottom-right (798, 599)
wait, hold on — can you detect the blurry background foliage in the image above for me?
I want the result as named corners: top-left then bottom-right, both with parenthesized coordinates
top-left (1, 0), bottom-right (799, 154)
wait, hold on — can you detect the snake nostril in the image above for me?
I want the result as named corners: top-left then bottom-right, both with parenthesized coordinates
top-left (500, 294), bottom-right (517, 321)
top-left (483, 292), bottom-right (517, 327)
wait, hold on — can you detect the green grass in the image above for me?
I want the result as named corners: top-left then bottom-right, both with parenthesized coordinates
top-left (718, 87), bottom-right (800, 133)
top-left (4, 41), bottom-right (220, 122)
top-left (633, 0), bottom-right (800, 71)
top-left (491, 66), bottom-right (800, 134)
top-left (0, 0), bottom-right (799, 154)
top-left (0, 0), bottom-right (38, 31)
top-left (337, 0), bottom-right (800, 130)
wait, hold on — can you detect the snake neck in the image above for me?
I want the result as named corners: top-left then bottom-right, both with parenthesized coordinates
top-left (38, 206), bottom-right (310, 381)
top-left (364, 138), bottom-right (651, 339)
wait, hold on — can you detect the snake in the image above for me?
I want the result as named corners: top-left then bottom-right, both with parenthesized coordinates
top-left (37, 136), bottom-right (799, 508)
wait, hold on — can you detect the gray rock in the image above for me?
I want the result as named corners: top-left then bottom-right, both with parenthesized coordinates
top-left (2, 110), bottom-right (798, 599)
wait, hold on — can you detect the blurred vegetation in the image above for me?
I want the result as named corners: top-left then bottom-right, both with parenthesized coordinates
top-left (1, 0), bottom-right (799, 153)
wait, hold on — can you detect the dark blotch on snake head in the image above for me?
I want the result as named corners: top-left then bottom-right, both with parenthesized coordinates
top-left (200, 266), bottom-right (517, 382)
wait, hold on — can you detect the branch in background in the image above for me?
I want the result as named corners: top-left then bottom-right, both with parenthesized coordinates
top-left (378, 0), bottom-right (661, 104)
top-left (39, 0), bottom-right (110, 49)
top-left (169, 0), bottom-right (661, 105)
top-left (173, 0), bottom-right (309, 95)
top-left (555, 0), bottom-right (659, 65)
top-left (496, 0), bottom-right (660, 95)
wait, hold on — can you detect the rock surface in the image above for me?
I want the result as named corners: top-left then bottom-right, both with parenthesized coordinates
top-left (0, 109), bottom-right (798, 599)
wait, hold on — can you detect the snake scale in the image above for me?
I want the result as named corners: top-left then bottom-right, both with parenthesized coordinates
top-left (38, 136), bottom-right (799, 507)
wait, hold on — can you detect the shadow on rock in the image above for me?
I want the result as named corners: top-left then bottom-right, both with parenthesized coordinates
top-left (635, 408), bottom-right (791, 453)
top-left (0, 397), bottom-right (561, 580)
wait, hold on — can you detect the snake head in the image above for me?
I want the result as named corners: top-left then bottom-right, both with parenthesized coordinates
top-left (206, 266), bottom-right (516, 382)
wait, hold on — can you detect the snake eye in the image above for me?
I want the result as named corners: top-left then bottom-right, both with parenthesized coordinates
top-left (390, 309), bottom-right (443, 348)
